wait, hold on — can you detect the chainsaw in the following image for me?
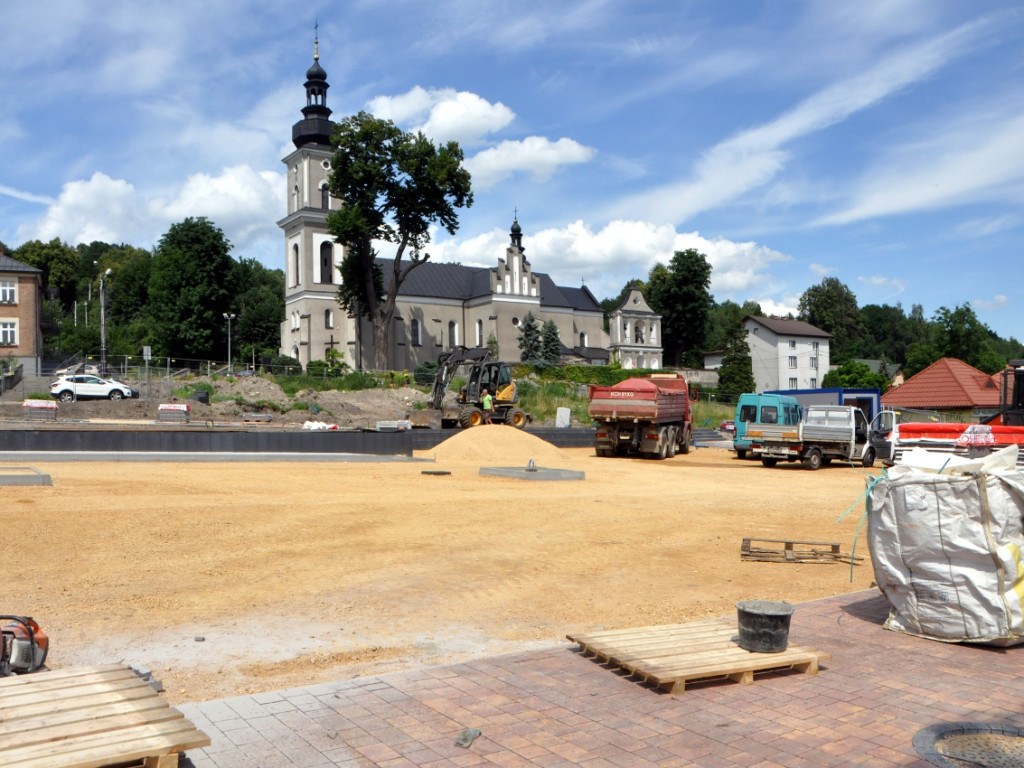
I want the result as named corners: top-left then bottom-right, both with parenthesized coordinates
top-left (1, 616), bottom-right (49, 676)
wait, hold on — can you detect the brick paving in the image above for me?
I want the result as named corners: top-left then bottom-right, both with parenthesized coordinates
top-left (178, 590), bottom-right (1024, 767)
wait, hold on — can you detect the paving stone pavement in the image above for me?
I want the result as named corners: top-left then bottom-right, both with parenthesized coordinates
top-left (177, 590), bottom-right (1024, 767)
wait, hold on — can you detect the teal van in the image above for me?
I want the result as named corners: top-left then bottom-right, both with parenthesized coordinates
top-left (732, 393), bottom-right (802, 459)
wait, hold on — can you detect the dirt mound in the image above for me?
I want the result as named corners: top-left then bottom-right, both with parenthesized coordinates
top-left (417, 426), bottom-right (569, 466)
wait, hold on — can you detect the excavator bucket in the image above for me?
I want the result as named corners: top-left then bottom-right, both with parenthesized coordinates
top-left (409, 409), bottom-right (443, 429)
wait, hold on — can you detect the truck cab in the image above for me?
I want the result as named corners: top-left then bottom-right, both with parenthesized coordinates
top-left (733, 393), bottom-right (801, 459)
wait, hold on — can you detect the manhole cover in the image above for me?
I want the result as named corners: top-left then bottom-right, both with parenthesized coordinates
top-left (914, 723), bottom-right (1024, 767)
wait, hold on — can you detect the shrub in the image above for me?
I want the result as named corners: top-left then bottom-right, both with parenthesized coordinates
top-left (414, 360), bottom-right (439, 386)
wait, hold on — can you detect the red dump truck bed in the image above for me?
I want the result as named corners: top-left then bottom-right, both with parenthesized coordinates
top-left (588, 374), bottom-right (690, 424)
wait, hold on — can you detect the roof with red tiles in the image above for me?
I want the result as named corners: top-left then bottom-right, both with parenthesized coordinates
top-left (881, 357), bottom-right (1001, 409)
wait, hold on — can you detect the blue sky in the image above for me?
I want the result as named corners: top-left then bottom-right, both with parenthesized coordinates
top-left (2, 1), bottom-right (1022, 342)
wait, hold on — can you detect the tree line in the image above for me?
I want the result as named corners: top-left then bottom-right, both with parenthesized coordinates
top-left (2, 218), bottom-right (285, 369)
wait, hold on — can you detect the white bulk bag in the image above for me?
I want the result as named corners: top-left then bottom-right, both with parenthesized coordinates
top-left (867, 464), bottom-right (1024, 645)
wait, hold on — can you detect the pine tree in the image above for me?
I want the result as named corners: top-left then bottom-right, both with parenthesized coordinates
top-left (517, 312), bottom-right (542, 364)
top-left (716, 322), bottom-right (756, 399)
top-left (541, 320), bottom-right (561, 366)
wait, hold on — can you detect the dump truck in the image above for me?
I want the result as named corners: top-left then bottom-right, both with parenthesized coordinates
top-left (409, 347), bottom-right (530, 429)
top-left (589, 373), bottom-right (695, 459)
top-left (747, 404), bottom-right (874, 469)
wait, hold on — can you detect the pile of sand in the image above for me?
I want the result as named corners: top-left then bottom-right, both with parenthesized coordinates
top-left (417, 426), bottom-right (570, 466)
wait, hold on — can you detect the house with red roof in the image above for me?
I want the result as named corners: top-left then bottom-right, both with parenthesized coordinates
top-left (881, 357), bottom-right (1002, 422)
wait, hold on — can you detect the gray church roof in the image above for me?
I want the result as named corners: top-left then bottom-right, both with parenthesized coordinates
top-left (378, 258), bottom-right (602, 312)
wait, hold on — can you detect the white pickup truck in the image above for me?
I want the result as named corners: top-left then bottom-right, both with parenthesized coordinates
top-left (747, 404), bottom-right (875, 470)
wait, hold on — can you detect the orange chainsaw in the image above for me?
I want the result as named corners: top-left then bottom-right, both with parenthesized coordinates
top-left (1, 616), bottom-right (49, 676)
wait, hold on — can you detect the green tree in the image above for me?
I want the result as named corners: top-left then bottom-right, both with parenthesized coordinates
top-left (904, 341), bottom-right (942, 378)
top-left (821, 360), bottom-right (888, 391)
top-left (933, 303), bottom-right (1004, 374)
top-left (798, 277), bottom-right (865, 363)
top-left (646, 249), bottom-right (713, 367)
top-left (716, 321), bottom-right (756, 399)
top-left (149, 217), bottom-right (236, 359)
top-left (326, 111), bottom-right (473, 370)
top-left (517, 312), bottom-right (542, 364)
top-left (541, 320), bottom-right (561, 366)
top-left (15, 238), bottom-right (79, 304)
top-left (486, 331), bottom-right (500, 359)
top-left (232, 258), bottom-right (285, 362)
top-left (707, 299), bottom-right (761, 354)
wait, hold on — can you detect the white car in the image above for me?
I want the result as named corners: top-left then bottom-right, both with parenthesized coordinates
top-left (53, 363), bottom-right (101, 377)
top-left (50, 375), bottom-right (137, 402)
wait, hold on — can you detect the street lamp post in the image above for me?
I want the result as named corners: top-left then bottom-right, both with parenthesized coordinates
top-left (99, 268), bottom-right (112, 376)
top-left (223, 313), bottom-right (236, 374)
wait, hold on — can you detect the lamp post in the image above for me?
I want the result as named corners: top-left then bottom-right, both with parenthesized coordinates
top-left (223, 313), bottom-right (236, 374)
top-left (99, 268), bottom-right (112, 376)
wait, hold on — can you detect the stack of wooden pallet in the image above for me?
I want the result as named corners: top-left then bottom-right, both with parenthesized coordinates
top-left (0, 663), bottom-right (209, 767)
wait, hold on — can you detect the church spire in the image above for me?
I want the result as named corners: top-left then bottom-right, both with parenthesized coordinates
top-left (292, 31), bottom-right (334, 149)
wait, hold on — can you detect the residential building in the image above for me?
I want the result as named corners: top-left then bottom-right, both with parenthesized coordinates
top-left (744, 315), bottom-right (831, 393)
top-left (0, 251), bottom-right (44, 375)
top-left (881, 357), bottom-right (1002, 422)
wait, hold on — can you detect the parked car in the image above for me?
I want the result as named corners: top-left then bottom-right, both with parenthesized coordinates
top-left (719, 420), bottom-right (736, 435)
top-left (50, 375), bottom-right (138, 402)
top-left (53, 363), bottom-right (100, 377)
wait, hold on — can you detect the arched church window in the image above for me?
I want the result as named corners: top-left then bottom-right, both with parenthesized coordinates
top-left (292, 244), bottom-right (299, 285)
top-left (410, 319), bottom-right (421, 346)
top-left (319, 242), bottom-right (333, 284)
top-left (448, 321), bottom-right (459, 348)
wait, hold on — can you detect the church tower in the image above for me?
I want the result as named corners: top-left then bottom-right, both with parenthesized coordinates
top-left (278, 36), bottom-right (349, 369)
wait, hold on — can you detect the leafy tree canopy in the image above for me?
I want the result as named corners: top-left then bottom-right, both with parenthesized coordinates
top-left (327, 111), bottom-right (473, 370)
top-left (149, 217), bottom-right (235, 359)
top-left (541, 319), bottom-right (562, 367)
top-left (821, 360), bottom-right (889, 391)
top-left (798, 277), bottom-right (865, 363)
top-left (646, 249), bottom-right (712, 368)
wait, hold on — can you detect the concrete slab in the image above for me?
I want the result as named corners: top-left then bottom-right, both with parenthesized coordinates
top-left (0, 466), bottom-right (52, 485)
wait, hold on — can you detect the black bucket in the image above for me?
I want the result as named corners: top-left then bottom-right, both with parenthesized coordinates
top-left (735, 600), bottom-right (794, 653)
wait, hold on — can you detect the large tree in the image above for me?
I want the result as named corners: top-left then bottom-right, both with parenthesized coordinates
top-left (646, 249), bottom-right (713, 367)
top-left (798, 277), bottom-right (865, 363)
top-left (326, 111), bottom-right (473, 370)
top-left (541, 319), bottom-right (562, 366)
top-left (149, 217), bottom-right (236, 360)
top-left (716, 320), bottom-right (756, 399)
top-left (933, 303), bottom-right (1004, 374)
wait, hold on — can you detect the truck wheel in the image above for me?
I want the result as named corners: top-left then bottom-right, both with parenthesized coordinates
top-left (459, 407), bottom-right (484, 428)
top-left (736, 449), bottom-right (747, 460)
top-left (761, 457), bottom-right (778, 468)
top-left (596, 447), bottom-right (613, 457)
top-left (504, 407), bottom-right (528, 429)
top-left (679, 427), bottom-right (691, 455)
top-left (665, 427), bottom-right (677, 458)
top-left (862, 447), bottom-right (876, 468)
top-left (803, 448), bottom-right (823, 471)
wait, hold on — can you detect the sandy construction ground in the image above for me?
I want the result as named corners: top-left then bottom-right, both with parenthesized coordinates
top-left (2, 429), bottom-right (879, 705)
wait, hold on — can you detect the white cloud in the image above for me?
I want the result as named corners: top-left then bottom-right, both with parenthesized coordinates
top-left (754, 298), bottom-right (800, 318)
top-left (817, 110), bottom-right (1024, 226)
top-left (809, 263), bottom-right (833, 279)
top-left (367, 87), bottom-right (515, 146)
top-left (0, 184), bottom-right (54, 206)
top-left (18, 166), bottom-right (283, 259)
top-left (20, 173), bottom-right (150, 245)
top-left (954, 214), bottom-right (1021, 238)
top-left (973, 294), bottom-right (1009, 310)
top-left (432, 220), bottom-right (795, 308)
top-left (154, 165), bottom-right (284, 253)
top-left (611, 17), bottom-right (989, 224)
top-left (466, 137), bottom-right (595, 188)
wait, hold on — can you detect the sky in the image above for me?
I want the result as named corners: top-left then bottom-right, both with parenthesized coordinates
top-left (2, 0), bottom-right (1023, 342)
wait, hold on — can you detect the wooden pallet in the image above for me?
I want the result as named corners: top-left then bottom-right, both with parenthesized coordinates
top-left (567, 618), bottom-right (830, 695)
top-left (0, 663), bottom-right (210, 768)
top-left (741, 537), bottom-right (860, 564)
